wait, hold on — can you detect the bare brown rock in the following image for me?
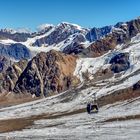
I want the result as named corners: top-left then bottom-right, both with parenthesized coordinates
top-left (0, 59), bottom-right (28, 94)
top-left (13, 50), bottom-right (79, 97)
top-left (0, 56), bottom-right (12, 73)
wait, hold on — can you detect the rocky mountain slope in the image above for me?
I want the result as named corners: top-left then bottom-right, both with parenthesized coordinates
top-left (0, 59), bottom-right (28, 94)
top-left (0, 43), bottom-right (31, 60)
top-left (0, 56), bottom-right (12, 72)
top-left (1, 18), bottom-right (139, 60)
top-left (0, 17), bottom-right (140, 139)
top-left (13, 50), bottom-right (78, 97)
top-left (82, 18), bottom-right (140, 57)
top-left (0, 17), bottom-right (140, 97)
top-left (0, 22), bottom-right (113, 60)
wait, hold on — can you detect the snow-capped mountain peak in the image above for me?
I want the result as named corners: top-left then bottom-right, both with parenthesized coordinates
top-left (56, 22), bottom-right (87, 31)
top-left (37, 24), bottom-right (54, 32)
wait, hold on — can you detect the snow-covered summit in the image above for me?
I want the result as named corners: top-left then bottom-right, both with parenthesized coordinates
top-left (56, 22), bottom-right (87, 31)
top-left (1, 18), bottom-right (140, 59)
top-left (37, 24), bottom-right (54, 32)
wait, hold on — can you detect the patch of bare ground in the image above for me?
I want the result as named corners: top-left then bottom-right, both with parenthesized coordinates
top-left (0, 93), bottom-right (41, 108)
top-left (0, 108), bottom-right (85, 133)
top-left (0, 118), bottom-right (34, 133)
top-left (102, 114), bottom-right (140, 123)
top-left (98, 88), bottom-right (140, 107)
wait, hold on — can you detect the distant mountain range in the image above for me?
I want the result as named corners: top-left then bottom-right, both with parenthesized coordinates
top-left (1, 16), bottom-right (140, 139)
top-left (0, 17), bottom-right (140, 101)
top-left (0, 22), bottom-right (113, 60)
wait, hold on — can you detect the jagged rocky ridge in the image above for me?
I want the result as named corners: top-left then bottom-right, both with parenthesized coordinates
top-left (0, 43), bottom-right (31, 60)
top-left (0, 22), bottom-right (112, 60)
top-left (82, 18), bottom-right (140, 57)
top-left (1, 18), bottom-right (140, 59)
top-left (0, 59), bottom-right (28, 93)
top-left (13, 50), bottom-right (79, 97)
top-left (0, 17), bottom-right (140, 99)
top-left (32, 22), bottom-right (88, 47)
top-left (0, 56), bottom-right (12, 72)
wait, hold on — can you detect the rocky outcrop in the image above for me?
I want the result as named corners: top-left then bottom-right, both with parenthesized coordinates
top-left (109, 53), bottom-right (130, 73)
top-left (63, 43), bottom-right (85, 55)
top-left (0, 56), bottom-right (12, 73)
top-left (82, 18), bottom-right (140, 57)
top-left (0, 43), bottom-right (31, 60)
top-left (82, 36), bottom-right (117, 57)
top-left (62, 34), bottom-right (86, 54)
top-left (0, 59), bottom-right (28, 93)
top-left (86, 26), bottom-right (112, 42)
top-left (133, 80), bottom-right (140, 90)
top-left (13, 50), bottom-right (79, 97)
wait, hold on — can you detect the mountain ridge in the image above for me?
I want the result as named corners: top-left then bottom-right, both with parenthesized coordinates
top-left (0, 17), bottom-right (140, 100)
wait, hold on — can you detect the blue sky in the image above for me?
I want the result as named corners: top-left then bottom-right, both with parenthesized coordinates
top-left (0, 0), bottom-right (140, 31)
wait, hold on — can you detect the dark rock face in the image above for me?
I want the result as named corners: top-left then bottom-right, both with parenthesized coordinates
top-left (109, 53), bottom-right (130, 73)
top-left (0, 56), bottom-right (12, 73)
top-left (0, 43), bottom-right (31, 60)
top-left (63, 34), bottom-right (86, 54)
top-left (63, 42), bottom-right (85, 54)
top-left (13, 50), bottom-right (79, 97)
top-left (127, 19), bottom-right (140, 37)
top-left (0, 59), bottom-right (28, 93)
top-left (32, 23), bottom-right (88, 47)
top-left (133, 81), bottom-right (140, 90)
top-left (86, 26), bottom-right (112, 42)
top-left (82, 36), bottom-right (116, 57)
